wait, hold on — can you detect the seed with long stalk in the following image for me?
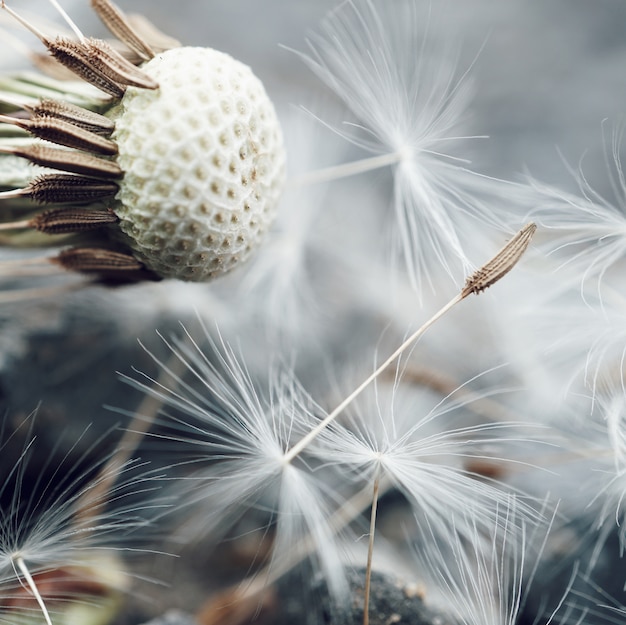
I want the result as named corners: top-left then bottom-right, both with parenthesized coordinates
top-left (284, 223), bottom-right (537, 464)
top-left (127, 222), bottom-right (537, 622)
top-left (257, 222), bottom-right (536, 625)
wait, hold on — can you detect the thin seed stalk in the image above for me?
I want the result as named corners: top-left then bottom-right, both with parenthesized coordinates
top-left (363, 465), bottom-right (382, 625)
top-left (283, 292), bottom-right (463, 464)
top-left (14, 556), bottom-right (53, 625)
top-left (288, 151), bottom-right (406, 188)
top-left (283, 223), bottom-right (536, 465)
top-left (26, 99), bottom-right (115, 136)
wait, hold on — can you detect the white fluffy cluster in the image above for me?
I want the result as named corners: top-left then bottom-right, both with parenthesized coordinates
top-left (110, 47), bottom-right (286, 281)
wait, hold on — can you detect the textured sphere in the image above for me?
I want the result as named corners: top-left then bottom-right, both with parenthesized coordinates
top-left (109, 47), bottom-right (286, 281)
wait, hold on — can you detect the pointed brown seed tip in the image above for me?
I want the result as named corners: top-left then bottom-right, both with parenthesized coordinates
top-left (3, 115), bottom-right (118, 156)
top-left (84, 38), bottom-right (159, 90)
top-left (91, 0), bottom-right (155, 60)
top-left (3, 144), bottom-right (123, 179)
top-left (31, 207), bottom-right (118, 234)
top-left (48, 37), bottom-right (127, 98)
top-left (50, 36), bottom-right (158, 97)
top-left (53, 247), bottom-right (144, 273)
top-left (26, 99), bottom-right (115, 137)
top-left (26, 174), bottom-right (119, 205)
top-left (462, 222), bottom-right (537, 298)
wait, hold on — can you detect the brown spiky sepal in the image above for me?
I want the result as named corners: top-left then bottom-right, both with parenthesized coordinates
top-left (31, 207), bottom-right (118, 234)
top-left (47, 37), bottom-right (126, 98)
top-left (52, 246), bottom-right (161, 284)
top-left (4, 115), bottom-right (117, 156)
top-left (3, 144), bottom-right (123, 179)
top-left (54, 247), bottom-right (142, 272)
top-left (91, 0), bottom-right (155, 61)
top-left (25, 174), bottom-right (119, 205)
top-left (26, 99), bottom-right (115, 137)
top-left (462, 223), bottom-right (537, 297)
top-left (83, 38), bottom-right (159, 90)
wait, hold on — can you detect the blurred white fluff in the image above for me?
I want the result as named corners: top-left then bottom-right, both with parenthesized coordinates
top-left (294, 0), bottom-right (511, 293)
top-left (412, 503), bottom-right (576, 625)
top-left (127, 325), bottom-right (353, 599)
top-left (522, 280), bottom-right (626, 402)
top-left (0, 416), bottom-right (157, 623)
top-left (233, 111), bottom-right (362, 349)
top-left (308, 369), bottom-right (544, 555)
top-left (584, 386), bottom-right (626, 563)
top-left (530, 133), bottom-right (626, 291)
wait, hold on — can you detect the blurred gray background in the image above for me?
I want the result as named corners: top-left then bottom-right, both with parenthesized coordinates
top-left (1, 1), bottom-right (626, 620)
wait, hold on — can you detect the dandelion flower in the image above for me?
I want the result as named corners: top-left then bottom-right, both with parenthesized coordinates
top-left (0, 0), bottom-right (286, 287)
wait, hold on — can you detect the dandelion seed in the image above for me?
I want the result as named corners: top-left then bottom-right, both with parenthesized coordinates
top-left (0, 414), bottom-right (164, 625)
top-left (293, 0), bottom-right (511, 292)
top-left (310, 372), bottom-right (545, 562)
top-left (121, 327), bottom-right (353, 600)
top-left (283, 222), bottom-right (536, 463)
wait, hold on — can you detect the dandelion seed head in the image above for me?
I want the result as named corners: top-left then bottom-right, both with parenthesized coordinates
top-left (110, 46), bottom-right (286, 281)
top-left (0, 0), bottom-right (286, 286)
